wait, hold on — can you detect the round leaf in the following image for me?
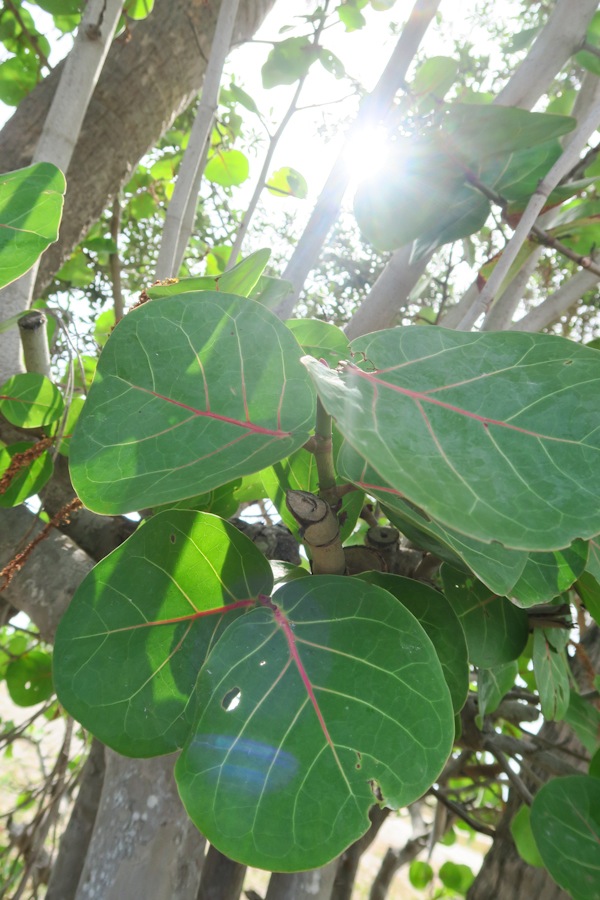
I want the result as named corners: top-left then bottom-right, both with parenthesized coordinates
top-left (53, 510), bottom-right (273, 756)
top-left (0, 441), bottom-right (53, 507)
top-left (204, 150), bottom-right (249, 187)
top-left (305, 327), bottom-right (600, 551)
top-left (266, 167), bottom-right (308, 199)
top-left (441, 565), bottom-right (528, 668)
top-left (69, 293), bottom-right (315, 514)
top-left (530, 775), bottom-right (600, 900)
top-left (0, 372), bottom-right (64, 428)
top-left (7, 650), bottom-right (54, 706)
top-left (176, 575), bottom-right (454, 871)
top-left (0, 163), bottom-right (65, 289)
top-left (356, 572), bottom-right (469, 712)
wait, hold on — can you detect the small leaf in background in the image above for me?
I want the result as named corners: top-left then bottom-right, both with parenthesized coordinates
top-left (261, 37), bottom-right (319, 88)
top-left (176, 575), bottom-right (454, 871)
top-left (55, 396), bottom-right (87, 457)
top-left (575, 11), bottom-right (600, 76)
top-left (147, 249), bottom-right (271, 300)
top-left (305, 327), bottom-right (600, 552)
top-left (510, 805), bottom-right (544, 867)
top-left (70, 293), bottom-right (315, 515)
top-left (287, 318), bottom-right (350, 367)
top-left (510, 541), bottom-right (588, 607)
top-left (6, 649), bottom-right (53, 706)
top-left (564, 691), bottom-right (600, 755)
top-left (476, 661), bottom-right (518, 725)
top-left (0, 441), bottom-right (53, 507)
top-left (204, 149), bottom-right (249, 187)
top-left (93, 308), bottom-right (116, 347)
top-left (317, 48), bottom-right (345, 78)
top-left (54, 510), bottom-right (273, 756)
top-left (0, 373), bottom-right (64, 428)
top-left (441, 565), bottom-right (528, 668)
top-left (337, 4), bottom-right (367, 30)
top-left (409, 860), bottom-right (434, 889)
top-left (438, 861), bottom-right (475, 895)
top-left (228, 82), bottom-right (260, 115)
top-left (248, 274), bottom-right (293, 310)
top-left (0, 163), bottom-right (65, 289)
top-left (0, 56), bottom-right (38, 106)
top-left (123, 0), bottom-right (154, 20)
top-left (266, 167), bottom-right (308, 199)
top-left (410, 56), bottom-right (458, 106)
top-left (576, 570), bottom-right (600, 625)
top-left (530, 775), bottom-right (600, 900)
top-left (56, 247), bottom-right (95, 287)
top-left (532, 629), bottom-right (570, 721)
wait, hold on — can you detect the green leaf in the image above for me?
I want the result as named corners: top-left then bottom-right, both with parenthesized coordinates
top-left (510, 541), bottom-right (588, 606)
top-left (55, 395), bottom-right (86, 456)
top-left (510, 805), bottom-right (544, 867)
top-left (530, 775), bottom-right (600, 900)
top-left (0, 57), bottom-right (37, 105)
top-left (0, 442), bottom-right (53, 507)
top-left (441, 565), bottom-right (528, 668)
top-left (228, 82), bottom-right (260, 115)
top-left (477, 661), bottom-right (518, 724)
top-left (56, 247), bottom-right (95, 287)
top-left (7, 650), bottom-right (53, 706)
top-left (0, 373), bottom-right (64, 428)
top-left (576, 570), bottom-right (600, 625)
top-left (444, 105), bottom-right (575, 160)
top-left (249, 274), bottom-right (293, 310)
top-left (304, 327), bottom-right (600, 552)
top-left (286, 318), bottom-right (350, 368)
top-left (0, 163), bottom-right (65, 289)
top-left (357, 572), bottom-right (469, 712)
top-left (93, 309), bottom-right (116, 347)
top-left (54, 510), bottom-right (273, 756)
top-left (438, 861), bottom-right (475, 895)
top-left (564, 691), bottom-right (600, 755)
top-left (147, 249), bottom-right (271, 299)
top-left (204, 149), bottom-right (249, 187)
top-left (175, 575), bottom-right (454, 871)
top-left (337, 5), bottom-right (366, 30)
top-left (317, 48), bottom-right (345, 78)
top-left (266, 167), bottom-right (308, 199)
top-left (411, 56), bottom-right (458, 102)
top-left (69, 293), bottom-right (315, 514)
top-left (123, 0), bottom-right (154, 20)
top-left (261, 37), bottom-right (319, 88)
top-left (532, 629), bottom-right (571, 721)
top-left (409, 860), bottom-right (434, 889)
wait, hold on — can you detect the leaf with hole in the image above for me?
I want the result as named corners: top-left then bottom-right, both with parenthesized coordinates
top-left (305, 327), bottom-right (600, 552)
top-left (0, 163), bottom-right (65, 288)
top-left (69, 292), bottom-right (315, 514)
top-left (7, 649), bottom-right (54, 707)
top-left (53, 510), bottom-right (273, 756)
top-left (530, 775), bottom-right (600, 900)
top-left (175, 575), bottom-right (454, 871)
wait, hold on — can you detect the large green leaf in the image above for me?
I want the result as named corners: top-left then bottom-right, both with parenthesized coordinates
top-left (532, 629), bottom-right (570, 721)
top-left (441, 565), bottom-right (528, 668)
top-left (0, 163), bottom-right (65, 289)
top-left (147, 249), bottom-right (271, 300)
top-left (510, 541), bottom-right (588, 607)
top-left (530, 775), bottom-right (600, 900)
top-left (69, 293), bottom-right (315, 514)
top-left (175, 575), bottom-right (454, 871)
top-left (305, 327), bottom-right (600, 552)
top-left (53, 510), bottom-right (273, 756)
top-left (356, 572), bottom-right (469, 712)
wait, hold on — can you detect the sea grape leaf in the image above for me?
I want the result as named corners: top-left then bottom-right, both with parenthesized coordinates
top-left (532, 629), bottom-right (570, 721)
top-left (6, 649), bottom-right (54, 706)
top-left (0, 163), bottom-right (65, 288)
top-left (443, 105), bottom-right (574, 161)
top-left (0, 441), bottom-right (53, 507)
top-left (510, 805), bottom-right (544, 868)
top-left (337, 439), bottom-right (529, 597)
top-left (564, 691), bottom-right (600, 755)
top-left (286, 318), bottom-right (351, 368)
top-left (356, 571), bottom-right (469, 712)
top-left (266, 167), bottom-right (308, 199)
top-left (530, 775), bottom-right (600, 900)
top-left (441, 565), bottom-right (528, 668)
top-left (510, 541), bottom-right (588, 607)
top-left (476, 660), bottom-right (518, 724)
top-left (576, 571), bottom-right (600, 625)
top-left (249, 274), bottom-right (293, 310)
top-left (69, 292), bottom-right (315, 515)
top-left (147, 249), bottom-right (271, 300)
top-left (175, 575), bottom-right (454, 871)
top-left (204, 149), bottom-right (249, 187)
top-left (53, 510), bottom-right (273, 757)
top-left (304, 327), bottom-right (600, 552)
top-left (587, 538), bottom-right (600, 583)
top-left (261, 37), bottom-right (319, 88)
top-left (0, 372), bottom-right (64, 428)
